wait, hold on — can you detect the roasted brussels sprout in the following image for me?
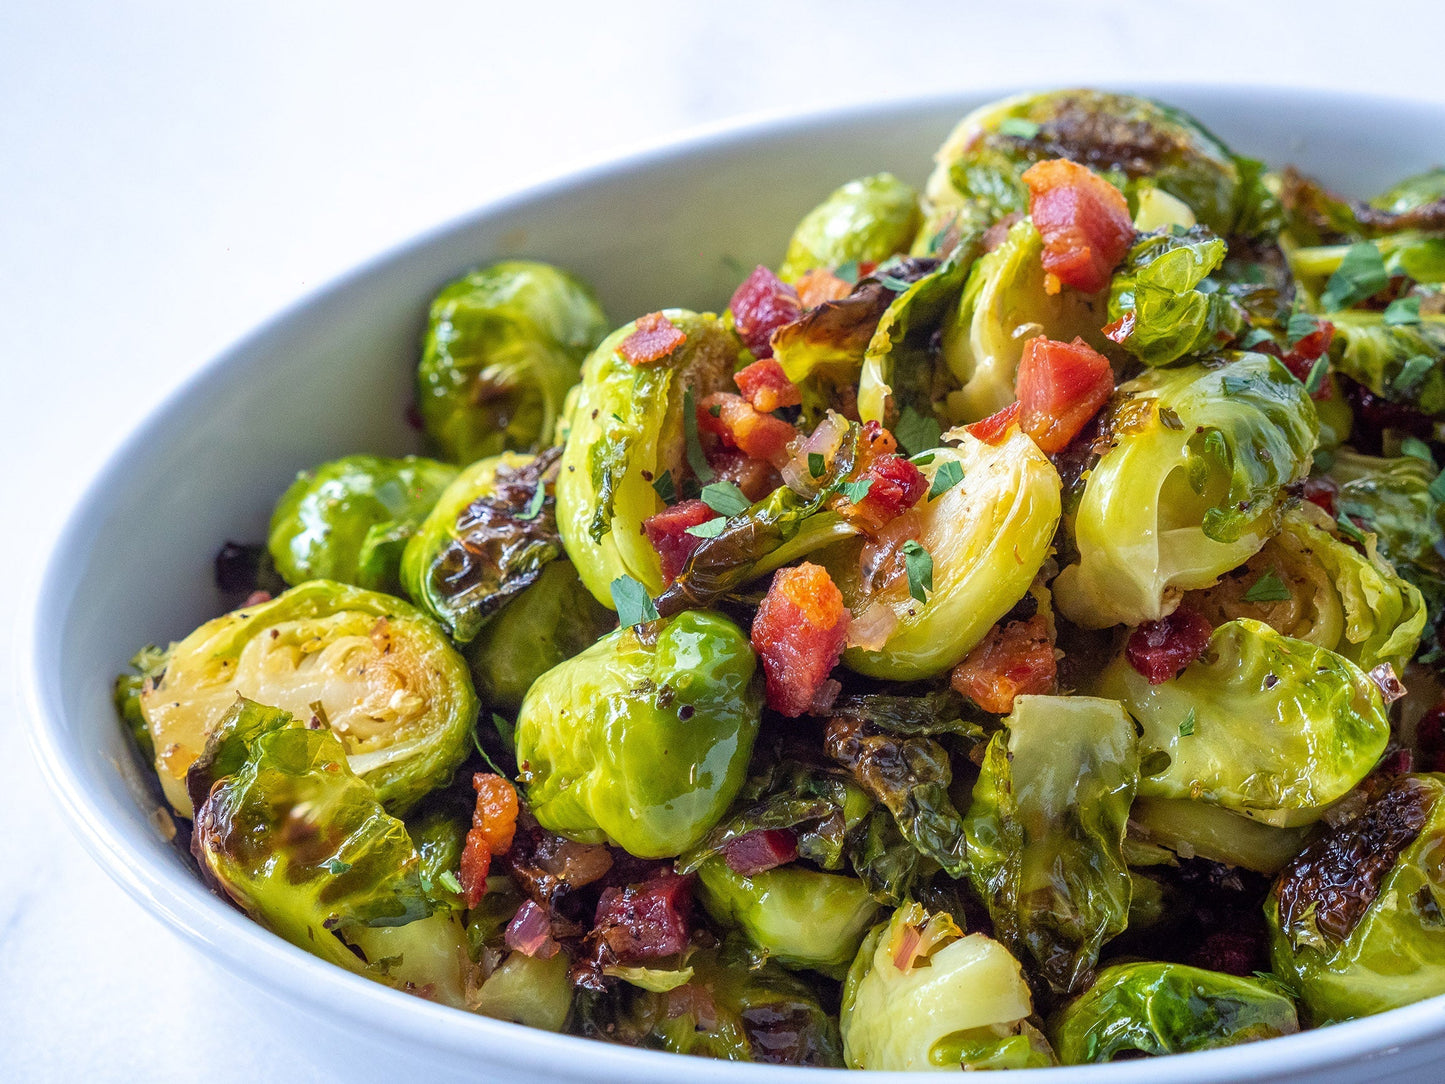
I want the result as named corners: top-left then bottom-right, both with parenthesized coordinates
top-left (965, 695), bottom-right (1138, 993)
top-left (557, 310), bottom-right (742, 602)
top-left (1267, 773), bottom-right (1445, 1022)
top-left (416, 259), bottom-right (609, 463)
top-left (778, 173), bottom-right (921, 284)
top-left (471, 951), bottom-right (574, 1031)
top-left (1096, 619), bottom-right (1389, 826)
top-left (1054, 353), bottom-right (1318, 629)
top-left (113, 644), bottom-right (168, 761)
top-left (267, 454), bottom-right (458, 595)
top-left (1128, 797), bottom-right (1312, 876)
top-left (828, 429), bottom-right (1062, 679)
top-left (400, 449), bottom-right (561, 644)
top-left (695, 857), bottom-right (879, 978)
top-left (1048, 962), bottom-right (1299, 1063)
top-left (515, 610), bottom-right (762, 857)
top-left (139, 580), bottom-right (476, 816)
top-left (1326, 313), bottom-right (1445, 416)
top-left (840, 902), bottom-right (1052, 1070)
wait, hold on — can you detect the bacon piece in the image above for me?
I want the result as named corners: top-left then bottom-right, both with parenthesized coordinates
top-left (620, 312), bottom-right (688, 366)
top-left (1022, 158), bottom-right (1135, 294)
top-left (591, 870), bottom-right (694, 963)
top-left (1015, 336), bottom-right (1115, 453)
top-left (843, 453), bottom-right (927, 531)
top-left (722, 828), bottom-right (799, 876)
top-left (709, 449), bottom-right (779, 502)
top-left (698, 391), bottom-right (797, 466)
top-left (459, 773), bottom-right (520, 907)
top-left (751, 563), bottom-right (850, 718)
top-left (643, 498), bottom-right (714, 583)
top-left (1254, 318), bottom-right (1336, 399)
top-left (1125, 608), bottom-right (1213, 685)
top-left (964, 401), bottom-right (1021, 445)
top-left (950, 615), bottom-right (1057, 714)
top-left (794, 268), bottom-right (853, 308)
top-left (1302, 475), bottom-right (1339, 517)
top-left (728, 266), bottom-right (801, 359)
top-left (734, 357), bottom-right (802, 412)
top-left (504, 899), bottom-right (561, 959)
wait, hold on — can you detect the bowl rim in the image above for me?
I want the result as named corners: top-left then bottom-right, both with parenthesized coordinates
top-left (20, 80), bottom-right (1445, 1080)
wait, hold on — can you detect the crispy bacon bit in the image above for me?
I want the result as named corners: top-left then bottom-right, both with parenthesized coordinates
top-left (950, 615), bottom-right (1057, 714)
top-left (1255, 319), bottom-right (1336, 399)
top-left (643, 498), bottom-right (714, 582)
top-left (1015, 336), bottom-right (1115, 453)
top-left (459, 773), bottom-right (519, 907)
top-left (751, 563), bottom-right (850, 718)
top-left (723, 829), bottom-right (799, 876)
top-left (795, 268), bottom-right (853, 308)
top-left (964, 401), bottom-right (1021, 445)
top-left (1125, 608), bottom-right (1213, 685)
top-left (728, 266), bottom-right (801, 359)
top-left (698, 392), bottom-right (797, 466)
top-left (505, 899), bottom-right (561, 958)
top-left (734, 357), bottom-right (802, 412)
top-left (590, 870), bottom-right (694, 964)
top-left (843, 453), bottom-right (927, 531)
top-left (710, 449), bottom-right (779, 502)
top-left (620, 312), bottom-right (688, 366)
top-left (1302, 475), bottom-right (1339, 517)
top-left (1022, 158), bottom-right (1135, 294)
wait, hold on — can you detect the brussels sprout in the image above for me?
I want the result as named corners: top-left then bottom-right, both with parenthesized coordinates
top-left (401, 449), bottom-right (562, 644)
top-left (113, 644), bottom-right (168, 761)
top-left (964, 695), bottom-right (1138, 993)
top-left (1129, 797), bottom-right (1312, 875)
top-left (922, 89), bottom-right (1261, 241)
top-left (1184, 505), bottom-right (1426, 676)
top-left (828, 429), bottom-right (1062, 679)
top-left (574, 945), bottom-right (843, 1065)
top-left (777, 173), bottom-right (922, 284)
top-left (1105, 226), bottom-right (1244, 367)
top-left (1053, 353), bottom-right (1318, 629)
top-left (840, 902), bottom-right (1050, 1071)
top-left (1326, 313), bottom-right (1445, 415)
top-left (193, 718), bottom-right (432, 973)
top-left (348, 911), bottom-right (476, 1010)
top-left (1048, 962), bottom-right (1299, 1063)
top-left (472, 951), bottom-right (574, 1031)
top-left (267, 455), bottom-right (458, 596)
top-left (1281, 166), bottom-right (1445, 247)
top-left (140, 580), bottom-right (476, 816)
top-left (515, 610), bottom-right (762, 857)
top-left (938, 219), bottom-right (1110, 423)
top-left (1374, 168), bottom-right (1445, 215)
top-left (416, 259), bottom-right (609, 463)
top-left (557, 310), bottom-right (742, 602)
top-left (695, 858), bottom-right (879, 977)
top-left (1267, 773), bottom-right (1445, 1022)
top-left (463, 558), bottom-right (616, 715)
top-left (1095, 619), bottom-right (1389, 826)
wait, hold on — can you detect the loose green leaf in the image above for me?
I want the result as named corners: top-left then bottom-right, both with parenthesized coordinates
top-left (839, 478), bottom-right (874, 504)
top-left (686, 517), bottom-right (728, 539)
top-left (610, 575), bottom-right (659, 628)
top-left (927, 459), bottom-right (964, 500)
top-left (808, 452), bottom-right (826, 478)
top-left (1321, 242), bottom-right (1389, 311)
top-left (1239, 328), bottom-right (1275, 349)
top-left (1401, 436), bottom-right (1435, 464)
top-left (1179, 709), bottom-right (1196, 738)
top-left (894, 405), bottom-right (942, 456)
top-left (1303, 357), bottom-right (1329, 396)
top-left (901, 540), bottom-right (934, 603)
top-left (1286, 312), bottom-right (1320, 347)
top-left (682, 387), bottom-right (715, 484)
top-left (998, 117), bottom-right (1042, 140)
top-left (700, 481), bottom-right (752, 517)
top-left (651, 469), bottom-right (677, 503)
top-left (1384, 297), bottom-right (1423, 326)
top-left (1243, 570), bottom-right (1292, 603)
top-left (909, 451), bottom-right (936, 465)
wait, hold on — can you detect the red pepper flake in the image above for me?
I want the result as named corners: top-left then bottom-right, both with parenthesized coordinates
top-left (1125, 608), bottom-right (1213, 686)
top-left (619, 312), bottom-right (688, 366)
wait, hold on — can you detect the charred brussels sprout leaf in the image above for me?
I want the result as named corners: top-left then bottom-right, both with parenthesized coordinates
top-left (194, 722), bottom-right (432, 973)
top-left (1054, 354), bottom-right (1318, 628)
top-left (139, 580), bottom-right (476, 817)
top-left (557, 311), bottom-right (742, 603)
top-left (417, 259), bottom-right (609, 463)
top-left (1281, 166), bottom-right (1445, 246)
top-left (267, 454), bottom-right (458, 596)
top-left (1327, 314), bottom-right (1445, 415)
top-left (1048, 962), bottom-right (1299, 1063)
top-left (840, 902), bottom-right (1051, 1070)
top-left (515, 610), bottom-right (761, 857)
top-left (1096, 619), bottom-right (1389, 827)
top-left (778, 173), bottom-right (922, 284)
top-left (400, 449), bottom-right (562, 644)
top-left (1267, 773), bottom-right (1445, 1022)
top-left (964, 695), bottom-right (1138, 994)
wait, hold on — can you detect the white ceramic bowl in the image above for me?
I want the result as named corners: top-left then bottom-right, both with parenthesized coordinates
top-left (22, 85), bottom-right (1445, 1082)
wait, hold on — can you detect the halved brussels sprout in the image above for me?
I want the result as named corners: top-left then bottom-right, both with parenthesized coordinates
top-left (347, 911), bottom-right (476, 1010)
top-left (417, 259), bottom-right (609, 463)
top-left (1048, 962), bottom-right (1299, 1063)
top-left (938, 219), bottom-right (1109, 423)
top-left (964, 695), bottom-right (1138, 994)
top-left (140, 580), bottom-right (476, 816)
top-left (828, 429), bottom-right (1062, 680)
top-left (1095, 619), bottom-right (1389, 826)
top-left (777, 173), bottom-right (921, 283)
top-left (1267, 773), bottom-right (1445, 1023)
top-left (266, 454), bottom-right (458, 596)
top-left (1326, 313), bottom-right (1445, 416)
top-left (840, 902), bottom-right (1051, 1071)
top-left (1053, 353), bottom-right (1318, 629)
top-left (400, 449), bottom-right (561, 644)
top-left (515, 610), bottom-right (762, 857)
top-left (472, 951), bottom-right (575, 1031)
top-left (557, 310), bottom-right (742, 603)
top-left (695, 858), bottom-right (879, 978)
top-left (1374, 168), bottom-right (1445, 215)
top-left (922, 89), bottom-right (1261, 242)
top-left (1129, 797), bottom-right (1312, 875)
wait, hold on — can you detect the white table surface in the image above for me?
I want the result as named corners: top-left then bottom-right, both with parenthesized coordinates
top-left (5, 1), bottom-right (1445, 1078)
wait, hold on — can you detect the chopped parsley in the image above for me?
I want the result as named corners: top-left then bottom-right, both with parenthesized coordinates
top-left (437, 870), bottom-right (463, 895)
top-left (1394, 353), bottom-right (1434, 396)
top-left (927, 459), bottom-right (964, 500)
top-left (651, 469), bottom-right (677, 503)
top-left (998, 117), bottom-right (1042, 140)
top-left (1243, 570), bottom-right (1291, 603)
top-left (1179, 709), bottom-right (1197, 738)
top-left (325, 859), bottom-right (353, 875)
top-left (685, 516), bottom-right (727, 539)
top-left (902, 540), bottom-right (934, 604)
top-left (1384, 296), bottom-right (1422, 326)
top-left (700, 480), bottom-right (751, 517)
top-left (838, 477), bottom-right (874, 503)
top-left (1303, 356), bottom-right (1329, 396)
top-left (895, 405), bottom-right (942, 456)
top-left (681, 387), bottom-right (715, 484)
top-left (1321, 242), bottom-right (1389, 311)
top-left (1401, 436), bottom-right (1435, 464)
top-left (1285, 312), bottom-right (1320, 347)
top-left (834, 260), bottom-right (861, 284)
top-left (517, 483), bottom-right (547, 521)
top-left (808, 452), bottom-right (826, 478)
top-left (610, 575), bottom-right (659, 628)
top-left (1429, 469), bottom-right (1445, 505)
top-left (1238, 327), bottom-right (1275, 349)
